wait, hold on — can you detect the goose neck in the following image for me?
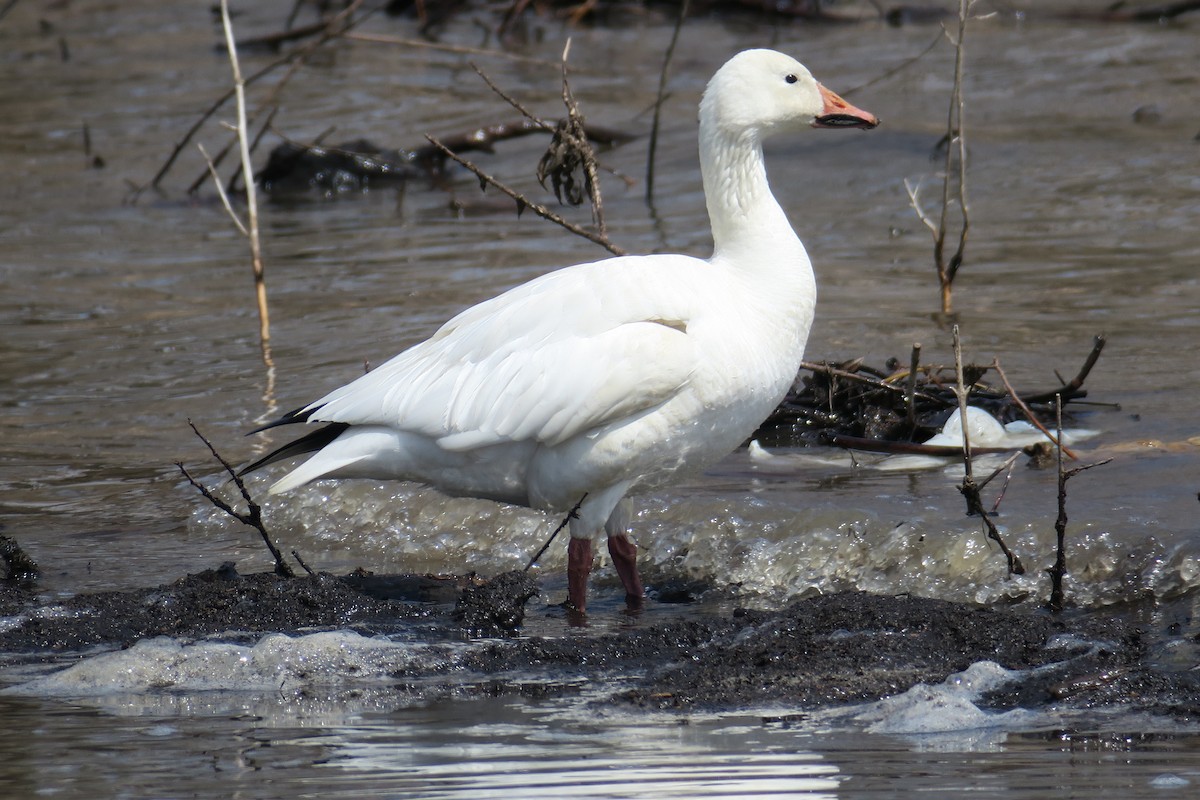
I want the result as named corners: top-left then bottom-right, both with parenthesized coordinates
top-left (699, 126), bottom-right (800, 259)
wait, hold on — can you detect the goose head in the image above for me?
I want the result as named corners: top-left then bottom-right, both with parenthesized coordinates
top-left (700, 49), bottom-right (878, 139)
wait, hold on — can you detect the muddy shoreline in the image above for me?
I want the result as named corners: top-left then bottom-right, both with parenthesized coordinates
top-left (2, 565), bottom-right (1196, 720)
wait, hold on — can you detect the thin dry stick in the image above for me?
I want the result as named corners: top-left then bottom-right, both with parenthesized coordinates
top-left (553, 39), bottom-right (608, 236)
top-left (952, 326), bottom-right (1024, 575)
top-left (471, 64), bottom-right (554, 129)
top-left (219, 0), bottom-right (270, 348)
top-left (905, 342), bottom-right (922, 428)
top-left (178, 421), bottom-right (294, 577)
top-left (198, 143), bottom-right (248, 237)
top-left (991, 357), bottom-right (1077, 459)
top-left (934, 0), bottom-right (972, 315)
top-left (425, 135), bottom-right (626, 256)
top-left (646, 0), bottom-right (689, 203)
top-left (983, 451), bottom-right (1021, 513)
top-left (951, 325), bottom-right (974, 482)
top-left (525, 494), bottom-right (587, 571)
top-left (1047, 394), bottom-right (1113, 612)
top-left (842, 29), bottom-right (942, 97)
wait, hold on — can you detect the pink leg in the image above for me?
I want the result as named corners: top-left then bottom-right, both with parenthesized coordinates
top-left (607, 533), bottom-right (645, 609)
top-left (567, 537), bottom-right (594, 613)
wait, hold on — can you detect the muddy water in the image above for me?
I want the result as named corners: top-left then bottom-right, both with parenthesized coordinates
top-left (2, 1), bottom-right (1199, 797)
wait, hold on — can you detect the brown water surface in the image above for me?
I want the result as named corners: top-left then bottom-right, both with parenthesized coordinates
top-left (1, 1), bottom-right (1199, 796)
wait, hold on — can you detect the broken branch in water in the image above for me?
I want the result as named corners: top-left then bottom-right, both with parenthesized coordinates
top-left (424, 134), bottom-right (626, 255)
top-left (178, 420), bottom-right (295, 578)
top-left (991, 357), bottom-right (1077, 460)
top-left (1022, 333), bottom-right (1107, 404)
top-left (1047, 395), bottom-right (1113, 612)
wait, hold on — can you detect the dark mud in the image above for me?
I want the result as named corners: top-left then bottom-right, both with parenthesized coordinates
top-left (2, 565), bottom-right (1197, 720)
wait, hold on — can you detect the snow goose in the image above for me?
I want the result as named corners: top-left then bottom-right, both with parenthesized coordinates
top-left (241, 49), bottom-right (878, 613)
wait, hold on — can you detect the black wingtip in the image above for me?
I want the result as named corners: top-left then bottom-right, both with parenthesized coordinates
top-left (237, 422), bottom-right (349, 477)
top-left (246, 403), bottom-right (323, 436)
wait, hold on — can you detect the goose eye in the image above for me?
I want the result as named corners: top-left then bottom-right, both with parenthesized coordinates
top-left (785, 74), bottom-right (798, 84)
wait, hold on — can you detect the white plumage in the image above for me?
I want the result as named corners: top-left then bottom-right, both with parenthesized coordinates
top-left (244, 49), bottom-right (878, 612)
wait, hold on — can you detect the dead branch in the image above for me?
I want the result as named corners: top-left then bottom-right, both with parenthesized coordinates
top-left (646, 0), bottom-right (689, 203)
top-left (1022, 333), bottom-right (1106, 404)
top-left (799, 359), bottom-right (945, 403)
top-left (952, 326), bottom-right (1024, 576)
top-left (178, 421), bottom-right (294, 578)
top-left (842, 29), bottom-right (941, 97)
top-left (525, 494), bottom-right (587, 571)
top-left (535, 40), bottom-right (609, 236)
top-left (1047, 395), bottom-right (1113, 612)
top-left (935, 0), bottom-right (971, 316)
top-left (905, 342), bottom-right (922, 428)
top-left (991, 357), bottom-right (1077, 459)
top-left (425, 134), bottom-right (626, 255)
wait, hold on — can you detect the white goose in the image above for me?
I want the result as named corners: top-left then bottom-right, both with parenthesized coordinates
top-left (242, 49), bottom-right (878, 613)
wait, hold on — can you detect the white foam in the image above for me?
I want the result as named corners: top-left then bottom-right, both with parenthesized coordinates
top-left (3, 630), bottom-right (458, 697)
top-left (851, 661), bottom-right (1040, 747)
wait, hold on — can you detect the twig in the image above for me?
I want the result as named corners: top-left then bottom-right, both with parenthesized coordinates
top-left (842, 29), bottom-right (942, 97)
top-left (983, 451), bottom-right (1021, 513)
top-left (198, 143), bottom-right (248, 237)
top-left (905, 342), bottom-right (921, 428)
top-left (1021, 333), bottom-right (1107, 404)
top-left (425, 135), bottom-right (626, 255)
top-left (646, 0), bottom-right (689, 203)
top-left (525, 494), bottom-right (587, 571)
top-left (292, 549), bottom-right (316, 576)
top-left (991, 357), bottom-right (1077, 459)
top-left (952, 326), bottom-right (1024, 575)
top-left (470, 64), bottom-right (553, 130)
top-left (799, 360), bottom-right (944, 403)
top-left (1047, 395), bottom-right (1113, 612)
top-left (951, 325), bottom-right (974, 482)
top-left (934, 0), bottom-right (971, 315)
top-left (178, 421), bottom-right (294, 577)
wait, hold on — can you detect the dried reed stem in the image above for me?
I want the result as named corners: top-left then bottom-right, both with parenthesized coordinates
top-left (219, 0), bottom-right (269, 347)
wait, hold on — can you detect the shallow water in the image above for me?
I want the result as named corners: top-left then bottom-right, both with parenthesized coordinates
top-left (2, 0), bottom-right (1199, 796)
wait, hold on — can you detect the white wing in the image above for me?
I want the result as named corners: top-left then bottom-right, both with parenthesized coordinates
top-left (303, 254), bottom-right (706, 450)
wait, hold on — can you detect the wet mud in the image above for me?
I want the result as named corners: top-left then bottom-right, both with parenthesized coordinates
top-left (2, 565), bottom-right (1196, 720)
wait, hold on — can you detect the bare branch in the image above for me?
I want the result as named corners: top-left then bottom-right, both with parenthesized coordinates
top-left (198, 143), bottom-right (248, 237)
top-left (179, 421), bottom-right (294, 577)
top-left (991, 357), bottom-right (1077, 459)
top-left (525, 494), bottom-right (587, 571)
top-left (646, 0), bottom-right (689, 203)
top-left (425, 135), bottom-right (626, 256)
